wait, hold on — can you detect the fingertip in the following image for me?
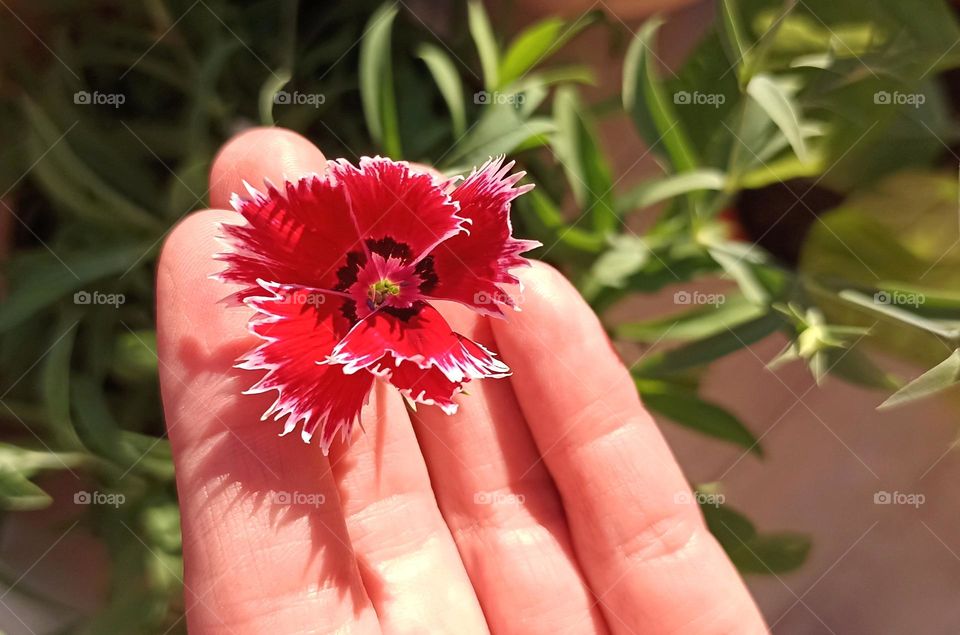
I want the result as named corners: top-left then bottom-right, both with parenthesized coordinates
top-left (515, 260), bottom-right (575, 308)
top-left (209, 127), bottom-right (327, 209)
top-left (156, 209), bottom-right (250, 369)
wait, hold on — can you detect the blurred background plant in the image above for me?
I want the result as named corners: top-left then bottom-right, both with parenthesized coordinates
top-left (1, 0), bottom-right (959, 631)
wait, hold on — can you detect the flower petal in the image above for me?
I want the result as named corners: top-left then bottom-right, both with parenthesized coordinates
top-left (425, 157), bottom-right (539, 317)
top-left (217, 176), bottom-right (360, 300)
top-left (329, 302), bottom-right (509, 384)
top-left (240, 283), bottom-right (373, 453)
top-left (332, 157), bottom-right (466, 262)
top-left (374, 361), bottom-right (465, 415)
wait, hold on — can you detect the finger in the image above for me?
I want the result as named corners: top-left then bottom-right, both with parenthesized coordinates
top-left (489, 262), bottom-right (767, 634)
top-left (326, 382), bottom-right (489, 634)
top-left (158, 127), bottom-right (380, 633)
top-left (209, 126), bottom-right (327, 209)
top-left (411, 302), bottom-right (609, 634)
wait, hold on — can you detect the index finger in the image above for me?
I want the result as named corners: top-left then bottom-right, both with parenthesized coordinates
top-left (490, 262), bottom-right (767, 634)
top-left (157, 128), bottom-right (380, 634)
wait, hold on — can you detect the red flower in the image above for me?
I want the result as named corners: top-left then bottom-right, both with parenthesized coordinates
top-left (215, 157), bottom-right (536, 453)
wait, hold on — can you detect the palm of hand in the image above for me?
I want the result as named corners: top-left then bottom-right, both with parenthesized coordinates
top-left (157, 128), bottom-right (765, 634)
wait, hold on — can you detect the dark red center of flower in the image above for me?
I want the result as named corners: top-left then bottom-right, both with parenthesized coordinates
top-left (333, 238), bottom-right (438, 322)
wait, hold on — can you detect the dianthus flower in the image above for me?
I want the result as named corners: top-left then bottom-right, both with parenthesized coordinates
top-left (216, 156), bottom-right (536, 453)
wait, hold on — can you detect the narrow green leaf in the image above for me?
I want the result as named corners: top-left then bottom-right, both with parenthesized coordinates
top-left (360, 4), bottom-right (401, 157)
top-left (0, 474), bottom-right (52, 510)
top-left (258, 69), bottom-right (292, 126)
top-left (638, 381), bottom-right (762, 455)
top-left (719, 0), bottom-right (750, 67)
top-left (468, 0), bottom-right (499, 90)
top-left (702, 501), bottom-right (811, 574)
top-left (519, 188), bottom-right (605, 256)
top-left (0, 243), bottom-right (152, 333)
top-left (879, 349), bottom-right (960, 410)
top-left (617, 169), bottom-right (727, 214)
top-left (589, 235), bottom-right (649, 289)
top-left (498, 12), bottom-right (598, 88)
top-left (838, 290), bottom-right (960, 340)
top-left (417, 43), bottom-right (467, 137)
top-left (23, 100), bottom-right (161, 232)
top-left (635, 312), bottom-right (784, 376)
top-left (446, 106), bottom-right (554, 168)
top-left (617, 294), bottom-right (765, 343)
top-left (746, 74), bottom-right (808, 163)
top-left (623, 17), bottom-right (698, 172)
top-left (552, 87), bottom-right (617, 233)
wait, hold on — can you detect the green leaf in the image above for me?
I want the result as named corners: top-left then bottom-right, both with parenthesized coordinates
top-left (0, 243), bottom-right (152, 332)
top-left (257, 69), bottom-right (292, 126)
top-left (552, 87), bottom-right (617, 233)
top-left (359, 4), bottom-right (401, 157)
top-left (417, 43), bottom-right (467, 137)
top-left (446, 104), bottom-right (554, 169)
top-left (41, 315), bottom-right (84, 450)
top-left (617, 294), bottom-right (765, 343)
top-left (745, 74), bottom-right (808, 163)
top-left (617, 169), bottom-right (727, 214)
top-left (0, 474), bottom-right (53, 511)
top-left (623, 17), bottom-right (698, 172)
top-left (23, 99), bottom-right (162, 232)
top-left (468, 0), bottom-right (499, 90)
top-left (719, 0), bottom-right (750, 70)
top-left (517, 188), bottom-right (605, 258)
top-left (824, 345), bottom-right (899, 391)
top-left (588, 235), bottom-right (649, 290)
top-left (838, 290), bottom-right (959, 341)
top-left (879, 349), bottom-right (960, 410)
top-left (638, 381), bottom-right (762, 455)
top-left (702, 501), bottom-right (811, 574)
top-left (111, 329), bottom-right (159, 382)
top-left (635, 312), bottom-right (784, 376)
top-left (498, 12), bottom-right (598, 88)
top-left (0, 443), bottom-right (86, 510)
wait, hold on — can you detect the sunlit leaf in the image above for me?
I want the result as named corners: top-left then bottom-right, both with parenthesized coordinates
top-left (553, 87), bottom-right (616, 233)
top-left (623, 17), bottom-right (699, 172)
top-left (359, 4), bottom-right (401, 157)
top-left (879, 349), bottom-right (960, 410)
top-left (638, 380), bottom-right (762, 455)
top-left (417, 43), bottom-right (467, 137)
top-left (702, 501), bottom-right (811, 574)
top-left (746, 74), bottom-right (808, 162)
top-left (618, 169), bottom-right (727, 214)
top-left (468, 0), bottom-right (500, 90)
top-left (617, 294), bottom-right (765, 343)
top-left (498, 12), bottom-right (598, 88)
top-left (635, 312), bottom-right (785, 376)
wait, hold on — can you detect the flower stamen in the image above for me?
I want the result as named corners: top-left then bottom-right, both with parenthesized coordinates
top-left (368, 278), bottom-right (401, 308)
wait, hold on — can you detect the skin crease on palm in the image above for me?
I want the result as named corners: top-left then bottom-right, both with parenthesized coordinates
top-left (155, 127), bottom-right (768, 635)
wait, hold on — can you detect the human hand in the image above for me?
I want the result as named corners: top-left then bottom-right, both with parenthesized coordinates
top-left (157, 128), bottom-right (767, 634)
